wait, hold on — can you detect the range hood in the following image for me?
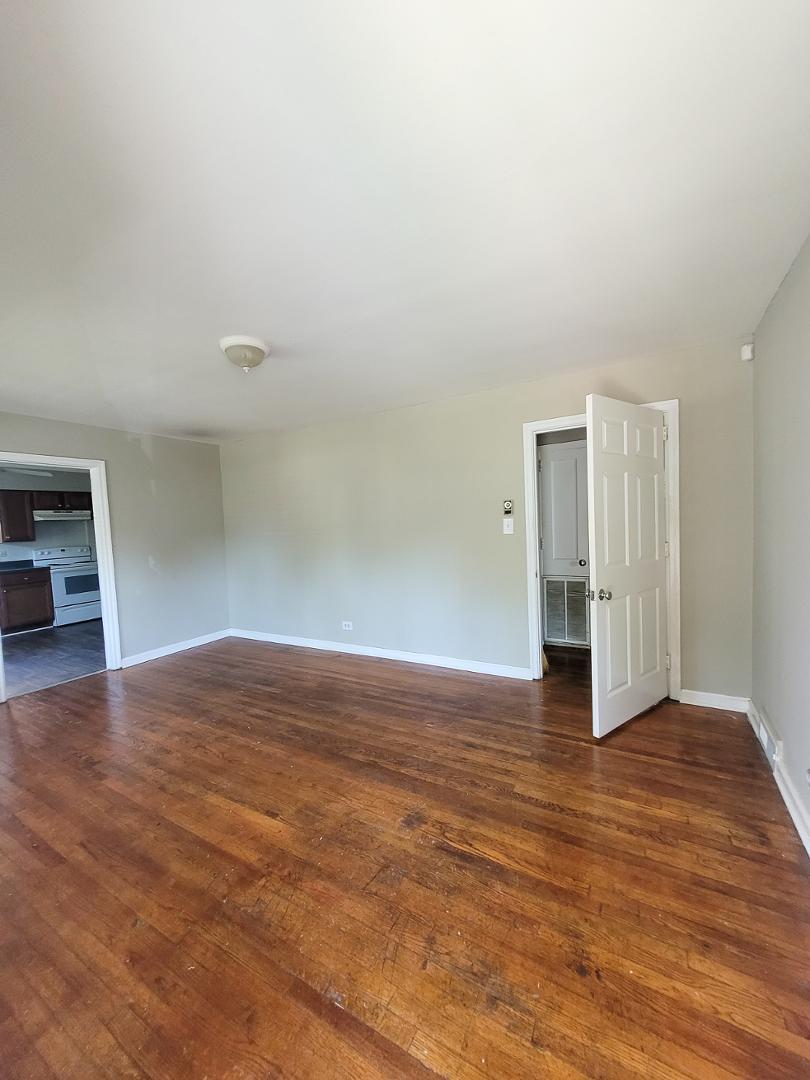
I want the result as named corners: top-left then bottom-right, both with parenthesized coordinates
top-left (33, 509), bottom-right (92, 521)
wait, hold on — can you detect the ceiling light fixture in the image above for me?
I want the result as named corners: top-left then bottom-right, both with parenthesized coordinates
top-left (219, 334), bottom-right (269, 373)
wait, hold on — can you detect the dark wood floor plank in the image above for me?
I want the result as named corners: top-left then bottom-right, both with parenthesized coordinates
top-left (0, 638), bottom-right (808, 1078)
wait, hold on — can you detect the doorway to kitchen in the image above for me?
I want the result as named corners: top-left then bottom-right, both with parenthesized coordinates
top-left (0, 452), bottom-right (120, 702)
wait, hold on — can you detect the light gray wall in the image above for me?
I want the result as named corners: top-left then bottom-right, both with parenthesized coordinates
top-left (0, 413), bottom-right (228, 657)
top-left (753, 236), bottom-right (810, 831)
top-left (221, 339), bottom-right (753, 696)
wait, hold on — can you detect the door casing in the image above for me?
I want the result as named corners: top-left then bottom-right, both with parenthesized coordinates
top-left (522, 400), bottom-right (681, 700)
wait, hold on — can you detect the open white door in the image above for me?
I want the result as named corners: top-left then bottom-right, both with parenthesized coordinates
top-left (587, 395), bottom-right (668, 737)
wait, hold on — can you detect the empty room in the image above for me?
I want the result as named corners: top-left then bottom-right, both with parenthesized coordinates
top-left (1, 3), bottom-right (809, 1078)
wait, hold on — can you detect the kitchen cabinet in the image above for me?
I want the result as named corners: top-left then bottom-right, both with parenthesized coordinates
top-left (64, 491), bottom-right (93, 511)
top-left (31, 490), bottom-right (93, 513)
top-left (0, 491), bottom-right (36, 542)
top-left (31, 491), bottom-right (62, 511)
top-left (0, 488), bottom-right (93, 542)
top-left (0, 568), bottom-right (54, 632)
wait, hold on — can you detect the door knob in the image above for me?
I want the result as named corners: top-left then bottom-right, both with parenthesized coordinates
top-left (578, 559), bottom-right (587, 566)
top-left (598, 588), bottom-right (612, 601)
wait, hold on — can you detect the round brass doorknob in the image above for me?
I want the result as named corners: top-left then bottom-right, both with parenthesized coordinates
top-left (598, 588), bottom-right (612, 601)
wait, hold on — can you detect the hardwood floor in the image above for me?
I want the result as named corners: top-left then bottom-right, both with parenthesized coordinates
top-left (0, 639), bottom-right (807, 1079)
top-left (542, 644), bottom-right (591, 690)
top-left (2, 619), bottom-right (106, 698)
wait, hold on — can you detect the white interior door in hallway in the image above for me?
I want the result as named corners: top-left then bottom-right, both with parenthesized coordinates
top-left (538, 438), bottom-right (590, 647)
top-left (538, 440), bottom-right (589, 578)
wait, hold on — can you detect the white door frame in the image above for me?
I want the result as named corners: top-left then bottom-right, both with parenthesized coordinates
top-left (522, 399), bottom-right (681, 699)
top-left (0, 451), bottom-right (122, 703)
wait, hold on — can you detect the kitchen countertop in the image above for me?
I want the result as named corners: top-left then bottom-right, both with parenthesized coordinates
top-left (0, 561), bottom-right (45, 574)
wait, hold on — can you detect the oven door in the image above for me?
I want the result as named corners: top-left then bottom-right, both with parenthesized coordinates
top-left (50, 564), bottom-right (101, 608)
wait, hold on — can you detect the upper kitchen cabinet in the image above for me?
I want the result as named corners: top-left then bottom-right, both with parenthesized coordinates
top-left (31, 491), bottom-right (93, 513)
top-left (31, 491), bottom-right (62, 511)
top-left (0, 491), bottom-right (36, 541)
top-left (63, 491), bottom-right (92, 512)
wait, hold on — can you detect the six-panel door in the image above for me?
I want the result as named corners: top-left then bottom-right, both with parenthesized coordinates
top-left (586, 395), bottom-right (668, 737)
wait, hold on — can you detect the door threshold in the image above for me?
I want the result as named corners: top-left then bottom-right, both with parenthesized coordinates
top-left (2, 625), bottom-right (55, 639)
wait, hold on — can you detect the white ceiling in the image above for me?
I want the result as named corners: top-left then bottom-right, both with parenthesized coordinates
top-left (2, 2), bottom-right (810, 440)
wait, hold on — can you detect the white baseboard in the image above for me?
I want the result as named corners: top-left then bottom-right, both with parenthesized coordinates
top-left (227, 629), bottom-right (533, 681)
top-left (122, 630), bottom-right (230, 668)
top-left (679, 689), bottom-right (750, 712)
top-left (746, 700), bottom-right (809, 859)
top-left (121, 626), bottom-right (533, 680)
top-left (745, 700), bottom-right (781, 766)
top-left (774, 760), bottom-right (810, 858)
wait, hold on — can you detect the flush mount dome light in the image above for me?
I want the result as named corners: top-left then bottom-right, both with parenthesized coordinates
top-left (219, 334), bottom-right (269, 373)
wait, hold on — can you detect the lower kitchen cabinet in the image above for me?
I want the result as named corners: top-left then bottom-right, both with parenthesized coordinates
top-left (0, 569), bottom-right (54, 633)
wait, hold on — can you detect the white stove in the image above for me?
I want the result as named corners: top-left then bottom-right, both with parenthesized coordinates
top-left (33, 546), bottom-right (101, 625)
top-left (32, 545), bottom-right (94, 568)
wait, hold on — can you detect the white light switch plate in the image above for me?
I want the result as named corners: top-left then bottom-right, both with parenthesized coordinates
top-left (502, 518), bottom-right (514, 534)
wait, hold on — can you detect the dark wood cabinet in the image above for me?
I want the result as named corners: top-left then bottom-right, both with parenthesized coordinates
top-left (0, 568), bottom-right (54, 632)
top-left (63, 491), bottom-right (92, 512)
top-left (0, 491), bottom-right (36, 542)
top-left (31, 491), bottom-right (63, 511)
top-left (0, 488), bottom-right (92, 544)
top-left (31, 490), bottom-right (93, 514)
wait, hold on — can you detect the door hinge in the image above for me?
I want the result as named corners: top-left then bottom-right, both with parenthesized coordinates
top-left (665, 654), bottom-right (671, 670)
top-left (663, 424), bottom-right (669, 442)
top-left (539, 536), bottom-right (543, 549)
top-left (664, 540), bottom-right (670, 558)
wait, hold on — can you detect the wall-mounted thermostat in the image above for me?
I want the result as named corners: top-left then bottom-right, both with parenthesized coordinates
top-left (503, 499), bottom-right (513, 516)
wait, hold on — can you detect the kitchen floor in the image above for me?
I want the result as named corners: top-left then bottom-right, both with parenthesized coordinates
top-left (1, 619), bottom-right (106, 698)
